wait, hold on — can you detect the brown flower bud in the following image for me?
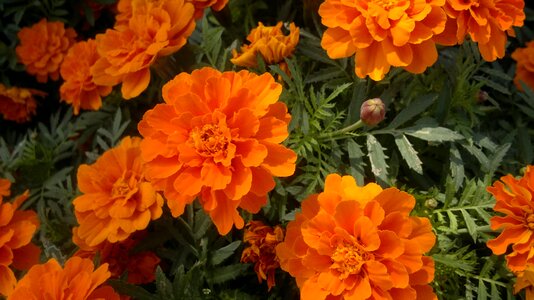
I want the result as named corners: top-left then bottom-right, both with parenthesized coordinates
top-left (360, 98), bottom-right (385, 126)
top-left (476, 90), bottom-right (489, 103)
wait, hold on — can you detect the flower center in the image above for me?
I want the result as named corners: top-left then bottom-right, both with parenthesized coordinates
top-left (191, 124), bottom-right (229, 157)
top-left (330, 243), bottom-right (370, 279)
top-left (111, 170), bottom-right (138, 200)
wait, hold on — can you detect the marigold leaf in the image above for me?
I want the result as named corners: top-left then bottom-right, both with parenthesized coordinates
top-left (386, 94), bottom-right (437, 129)
top-left (211, 241), bottom-right (241, 266)
top-left (403, 125), bottom-right (463, 142)
top-left (394, 134), bottom-right (423, 174)
top-left (209, 264), bottom-right (248, 284)
top-left (366, 135), bottom-right (389, 186)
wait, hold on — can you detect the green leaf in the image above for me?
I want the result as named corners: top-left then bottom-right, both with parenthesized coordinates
top-left (403, 125), bottom-right (463, 142)
top-left (366, 135), bottom-right (389, 186)
top-left (385, 94), bottom-right (437, 129)
top-left (211, 241), bottom-right (241, 265)
top-left (450, 145), bottom-right (465, 189)
top-left (461, 209), bottom-right (478, 241)
top-left (155, 266), bottom-right (174, 299)
top-left (347, 139), bottom-right (365, 185)
top-left (394, 134), bottom-right (423, 174)
top-left (209, 264), bottom-right (248, 284)
top-left (108, 280), bottom-right (154, 300)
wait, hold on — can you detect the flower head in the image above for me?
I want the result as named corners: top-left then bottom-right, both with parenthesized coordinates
top-left (92, 0), bottom-right (196, 99)
top-left (360, 98), bottom-right (386, 126)
top-left (276, 174), bottom-right (437, 299)
top-left (486, 166), bottom-right (534, 272)
top-left (138, 67), bottom-right (297, 235)
top-left (0, 179), bottom-right (40, 297)
top-left (241, 221), bottom-right (285, 290)
top-left (187, 0), bottom-right (229, 19)
top-left (515, 264), bottom-right (534, 299)
top-left (511, 41), bottom-right (534, 91)
top-left (8, 257), bottom-right (120, 300)
top-left (319, 0), bottom-right (447, 81)
top-left (73, 136), bottom-right (164, 247)
top-left (16, 19), bottom-right (76, 83)
top-left (0, 84), bottom-right (44, 123)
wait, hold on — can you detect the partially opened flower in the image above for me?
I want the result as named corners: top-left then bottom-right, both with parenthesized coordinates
top-left (241, 221), bottom-right (285, 290)
top-left (276, 174), bottom-right (437, 299)
top-left (511, 41), bottom-right (534, 91)
top-left (319, 0), bottom-right (447, 81)
top-left (138, 67), bottom-right (297, 235)
top-left (8, 257), bottom-right (120, 300)
top-left (486, 165), bottom-right (534, 272)
top-left (16, 18), bottom-right (76, 83)
top-left (231, 22), bottom-right (300, 76)
top-left (73, 136), bottom-right (164, 247)
top-left (187, 0), bottom-right (228, 19)
top-left (515, 264), bottom-right (534, 299)
top-left (0, 84), bottom-right (44, 123)
top-left (60, 39), bottom-right (112, 115)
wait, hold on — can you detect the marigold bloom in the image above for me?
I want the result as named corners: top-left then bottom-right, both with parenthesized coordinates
top-left (0, 84), bottom-right (44, 123)
top-left (0, 179), bottom-right (40, 296)
top-left (515, 264), bottom-right (534, 299)
top-left (73, 229), bottom-right (160, 284)
top-left (319, 0), bottom-right (447, 81)
top-left (73, 136), bottom-right (164, 247)
top-left (435, 0), bottom-right (525, 62)
top-left (187, 0), bottom-right (228, 19)
top-left (241, 221), bottom-right (284, 290)
top-left (8, 257), bottom-right (120, 300)
top-left (16, 19), bottom-right (76, 83)
top-left (138, 67), bottom-right (297, 235)
top-left (276, 174), bottom-right (437, 299)
top-left (92, 0), bottom-right (196, 99)
top-left (60, 39), bottom-right (112, 115)
top-left (511, 41), bottom-right (534, 91)
top-left (231, 22), bottom-right (300, 75)
top-left (487, 165), bottom-right (534, 272)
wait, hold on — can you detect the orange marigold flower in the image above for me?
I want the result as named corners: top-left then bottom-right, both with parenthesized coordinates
top-left (319, 0), bottom-right (447, 81)
top-left (8, 257), bottom-right (120, 300)
top-left (73, 229), bottom-right (160, 284)
top-left (515, 264), bottom-right (534, 299)
top-left (138, 67), bottom-right (297, 235)
top-left (486, 165), bottom-right (534, 272)
top-left (241, 220), bottom-right (284, 291)
top-left (231, 22), bottom-right (300, 76)
top-left (435, 0), bottom-right (525, 62)
top-left (276, 174), bottom-right (437, 299)
top-left (187, 0), bottom-right (229, 19)
top-left (16, 18), bottom-right (76, 83)
top-left (0, 179), bottom-right (40, 296)
top-left (73, 136), bottom-right (164, 247)
top-left (0, 84), bottom-right (44, 123)
top-left (60, 39), bottom-right (112, 115)
top-left (92, 0), bottom-right (196, 99)
top-left (511, 41), bottom-right (534, 91)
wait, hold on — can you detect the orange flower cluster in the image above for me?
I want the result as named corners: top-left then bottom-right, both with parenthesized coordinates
top-left (231, 22), bottom-right (300, 75)
top-left (138, 67), bottom-right (297, 235)
top-left (73, 136), bottom-right (164, 247)
top-left (60, 39), bottom-right (112, 115)
top-left (276, 174), bottom-right (437, 299)
top-left (0, 84), bottom-right (44, 123)
top-left (92, 0), bottom-right (196, 99)
top-left (241, 221), bottom-right (284, 290)
top-left (515, 264), bottom-right (534, 299)
top-left (187, 0), bottom-right (229, 19)
top-left (74, 230), bottom-right (160, 284)
top-left (8, 257), bottom-right (120, 300)
top-left (0, 179), bottom-right (40, 296)
top-left (436, 0), bottom-right (525, 61)
top-left (319, 0), bottom-right (447, 81)
top-left (511, 41), bottom-right (534, 91)
top-left (486, 165), bottom-right (534, 272)
top-left (16, 19), bottom-right (76, 83)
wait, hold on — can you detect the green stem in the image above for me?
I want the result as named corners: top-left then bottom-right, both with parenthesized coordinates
top-left (319, 119), bottom-right (364, 139)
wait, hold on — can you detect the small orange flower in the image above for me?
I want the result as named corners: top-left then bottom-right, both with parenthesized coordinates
top-left (60, 39), bottom-right (112, 115)
top-left (0, 179), bottom-right (40, 297)
top-left (276, 174), bottom-right (437, 299)
top-left (231, 22), bottom-right (300, 75)
top-left (319, 0), bottom-right (447, 81)
top-left (73, 136), bottom-right (164, 247)
top-left (16, 19), bottom-right (76, 83)
top-left (8, 257), bottom-right (120, 300)
top-left (187, 0), bottom-right (229, 19)
top-left (0, 84), bottom-right (44, 123)
top-left (515, 264), bottom-right (534, 299)
top-left (511, 41), bottom-right (534, 91)
top-left (92, 0), bottom-right (196, 99)
top-left (241, 221), bottom-right (284, 290)
top-left (138, 67), bottom-right (297, 235)
top-left (487, 165), bottom-right (534, 272)
top-left (73, 229), bottom-right (160, 284)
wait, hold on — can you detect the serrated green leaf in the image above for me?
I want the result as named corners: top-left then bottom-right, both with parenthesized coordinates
top-left (347, 139), bottom-right (365, 185)
top-left (155, 266), bottom-right (174, 299)
top-left (386, 94), bottom-right (437, 129)
top-left (450, 145), bottom-right (465, 189)
top-left (403, 125), bottom-right (463, 142)
top-left (108, 280), bottom-right (154, 300)
top-left (461, 209), bottom-right (478, 241)
top-left (366, 135), bottom-right (389, 186)
top-left (209, 264), bottom-right (248, 284)
top-left (394, 134), bottom-right (423, 174)
top-left (211, 241), bottom-right (241, 266)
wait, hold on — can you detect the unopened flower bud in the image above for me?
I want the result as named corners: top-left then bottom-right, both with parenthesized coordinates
top-left (425, 198), bottom-right (438, 209)
top-left (360, 98), bottom-right (385, 126)
top-left (476, 90), bottom-right (489, 103)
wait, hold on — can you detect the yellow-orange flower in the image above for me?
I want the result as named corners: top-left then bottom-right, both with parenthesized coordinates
top-left (187, 0), bottom-right (229, 19)
top-left (60, 39), bottom-right (112, 115)
top-left (8, 257), bottom-right (120, 300)
top-left (0, 84), bottom-right (44, 123)
top-left (231, 22), bottom-right (300, 75)
top-left (435, 0), bottom-right (525, 61)
top-left (319, 0), bottom-right (447, 81)
top-left (486, 165), bottom-right (534, 272)
top-left (73, 229), bottom-right (160, 284)
top-left (138, 67), bottom-right (297, 235)
top-left (515, 264), bottom-right (534, 299)
top-left (92, 0), bottom-right (196, 99)
top-left (73, 136), bottom-right (164, 247)
top-left (276, 174), bottom-right (437, 299)
top-left (241, 221), bottom-right (284, 291)
top-left (0, 179), bottom-right (40, 296)
top-left (16, 19), bottom-right (76, 83)
top-left (511, 41), bottom-right (534, 91)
